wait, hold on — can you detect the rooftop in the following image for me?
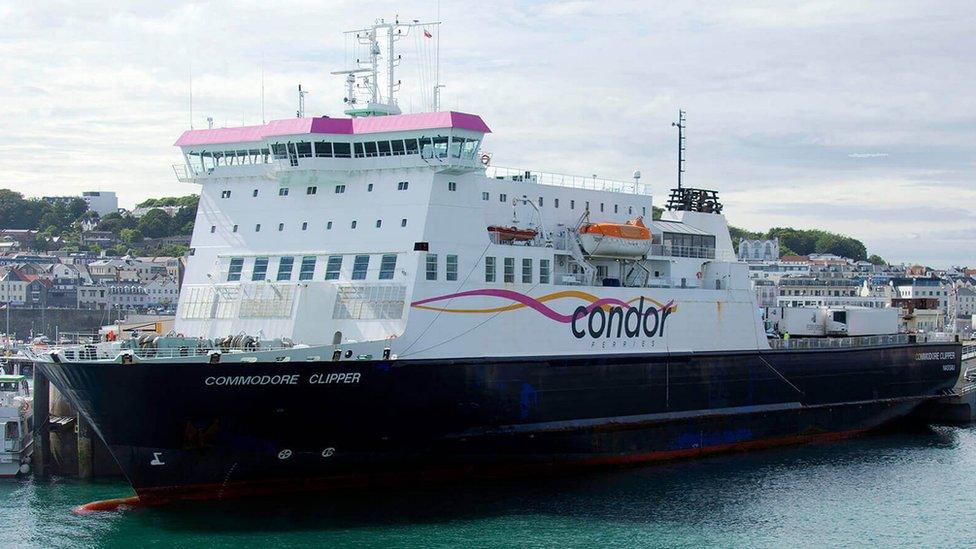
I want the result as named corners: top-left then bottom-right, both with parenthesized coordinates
top-left (175, 111), bottom-right (491, 147)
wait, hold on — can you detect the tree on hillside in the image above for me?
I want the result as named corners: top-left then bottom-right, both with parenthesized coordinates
top-left (867, 254), bottom-right (886, 266)
top-left (95, 212), bottom-right (138, 233)
top-left (137, 209), bottom-right (172, 239)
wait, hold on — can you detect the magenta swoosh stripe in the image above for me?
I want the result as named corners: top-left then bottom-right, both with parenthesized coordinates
top-left (411, 288), bottom-right (666, 324)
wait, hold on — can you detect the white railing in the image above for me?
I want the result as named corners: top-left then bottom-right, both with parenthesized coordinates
top-left (486, 166), bottom-right (651, 195)
top-left (768, 333), bottom-right (911, 350)
top-left (172, 164), bottom-right (195, 183)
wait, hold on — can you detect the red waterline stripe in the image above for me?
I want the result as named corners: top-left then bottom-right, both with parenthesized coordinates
top-left (74, 427), bottom-right (870, 512)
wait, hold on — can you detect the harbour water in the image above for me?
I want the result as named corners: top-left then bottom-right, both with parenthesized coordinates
top-left (3, 424), bottom-right (974, 548)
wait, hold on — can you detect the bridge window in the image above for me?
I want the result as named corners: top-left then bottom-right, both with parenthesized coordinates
top-left (379, 254), bottom-right (397, 280)
top-left (325, 255), bottom-right (342, 280)
top-left (431, 136), bottom-right (449, 158)
top-left (426, 254), bottom-right (438, 281)
top-left (446, 255), bottom-right (458, 281)
top-left (377, 140), bottom-right (391, 156)
top-left (227, 258), bottom-right (244, 281)
top-left (462, 139), bottom-right (479, 159)
top-left (271, 143), bottom-right (287, 160)
top-left (351, 255), bottom-right (370, 280)
top-left (450, 137), bottom-right (464, 158)
top-left (504, 258), bottom-right (515, 283)
top-left (277, 257), bottom-right (295, 281)
top-left (299, 256), bottom-right (316, 280)
top-left (485, 257), bottom-right (496, 282)
top-left (252, 257), bottom-right (269, 281)
top-left (540, 259), bottom-right (551, 284)
top-left (296, 142), bottom-right (312, 158)
top-left (333, 143), bottom-right (351, 158)
top-left (404, 139), bottom-right (419, 155)
top-left (391, 140), bottom-right (405, 155)
top-left (522, 259), bottom-right (532, 283)
top-left (354, 143), bottom-right (365, 158)
top-left (314, 142), bottom-right (332, 158)
top-left (364, 142), bottom-right (378, 157)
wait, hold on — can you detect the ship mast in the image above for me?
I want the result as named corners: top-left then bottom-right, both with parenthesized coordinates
top-left (332, 17), bottom-right (441, 117)
top-left (671, 109), bottom-right (686, 191)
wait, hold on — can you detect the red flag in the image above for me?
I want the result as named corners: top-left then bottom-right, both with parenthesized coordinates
top-left (424, 29), bottom-right (432, 38)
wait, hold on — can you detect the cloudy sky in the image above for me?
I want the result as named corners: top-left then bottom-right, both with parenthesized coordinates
top-left (1, 1), bottom-right (973, 266)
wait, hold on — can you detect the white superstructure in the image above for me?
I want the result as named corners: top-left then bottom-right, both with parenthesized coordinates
top-left (167, 19), bottom-right (768, 362)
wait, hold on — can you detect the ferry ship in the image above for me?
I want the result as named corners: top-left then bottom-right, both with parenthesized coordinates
top-left (32, 19), bottom-right (960, 504)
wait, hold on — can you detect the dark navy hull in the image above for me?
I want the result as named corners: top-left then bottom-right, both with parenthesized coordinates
top-left (39, 343), bottom-right (960, 502)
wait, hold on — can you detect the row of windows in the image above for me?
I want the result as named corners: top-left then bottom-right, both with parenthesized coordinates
top-left (220, 181), bottom-right (412, 200)
top-left (210, 218), bottom-right (409, 234)
top-left (226, 254), bottom-right (398, 282)
top-left (422, 254), bottom-right (552, 285)
top-left (270, 137), bottom-right (481, 161)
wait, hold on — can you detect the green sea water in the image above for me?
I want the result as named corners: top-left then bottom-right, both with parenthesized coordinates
top-left (2, 424), bottom-right (975, 548)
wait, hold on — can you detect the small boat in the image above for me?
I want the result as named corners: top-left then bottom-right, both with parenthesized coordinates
top-left (488, 225), bottom-right (538, 242)
top-left (578, 217), bottom-right (652, 256)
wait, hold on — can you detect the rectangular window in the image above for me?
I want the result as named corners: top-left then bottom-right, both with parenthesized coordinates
top-left (500, 193), bottom-right (507, 203)
top-left (279, 187), bottom-right (289, 196)
top-left (485, 257), bottom-right (496, 282)
top-left (377, 140), bottom-right (391, 156)
top-left (252, 257), bottom-right (269, 281)
top-left (538, 197), bottom-right (543, 207)
top-left (252, 189), bottom-right (259, 197)
top-left (325, 255), bottom-right (342, 280)
top-left (522, 258), bottom-right (532, 283)
top-left (554, 198), bottom-right (559, 208)
top-left (446, 254), bottom-right (458, 281)
top-left (227, 258), bottom-right (244, 281)
top-left (404, 139), bottom-right (419, 154)
top-left (255, 223), bottom-right (261, 232)
top-left (296, 142), bottom-right (312, 158)
top-left (333, 142), bottom-right (351, 158)
top-left (326, 221), bottom-right (333, 230)
top-left (426, 254), bottom-right (438, 281)
top-left (335, 185), bottom-right (346, 194)
top-left (354, 142), bottom-right (365, 158)
top-left (540, 259), bottom-right (551, 284)
top-left (314, 141), bottom-right (332, 158)
top-left (571, 200), bottom-right (575, 210)
top-left (364, 142), bottom-right (378, 157)
top-left (299, 256), bottom-right (316, 280)
top-left (482, 192), bottom-right (490, 201)
top-left (504, 258), bottom-right (515, 283)
top-left (379, 254), bottom-right (397, 280)
top-left (397, 181), bottom-right (409, 190)
top-left (221, 190), bottom-right (231, 198)
top-left (391, 140), bottom-right (405, 155)
top-left (307, 186), bottom-right (317, 195)
top-left (448, 181), bottom-right (457, 191)
top-left (276, 257), bottom-right (295, 281)
top-left (352, 255), bottom-right (370, 280)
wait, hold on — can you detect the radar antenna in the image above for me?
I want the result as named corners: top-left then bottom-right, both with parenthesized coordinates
top-left (296, 84), bottom-right (309, 118)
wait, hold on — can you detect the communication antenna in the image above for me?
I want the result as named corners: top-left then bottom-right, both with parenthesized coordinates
top-left (261, 54), bottom-right (266, 124)
top-left (335, 18), bottom-right (439, 117)
top-left (671, 109), bottom-right (686, 191)
top-left (188, 61), bottom-right (194, 130)
top-left (207, 116), bottom-right (213, 130)
top-left (297, 84), bottom-right (308, 118)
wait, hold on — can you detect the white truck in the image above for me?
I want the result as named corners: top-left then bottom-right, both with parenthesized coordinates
top-left (764, 306), bottom-right (899, 337)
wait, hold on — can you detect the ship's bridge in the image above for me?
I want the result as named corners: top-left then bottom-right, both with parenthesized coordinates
top-left (173, 111), bottom-right (491, 182)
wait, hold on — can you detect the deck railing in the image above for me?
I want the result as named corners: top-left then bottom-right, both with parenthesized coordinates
top-left (768, 334), bottom-right (910, 350)
top-left (485, 166), bottom-right (651, 195)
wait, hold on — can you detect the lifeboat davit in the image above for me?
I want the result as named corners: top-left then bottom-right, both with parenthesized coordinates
top-left (488, 225), bottom-right (538, 242)
top-left (578, 217), bottom-right (652, 256)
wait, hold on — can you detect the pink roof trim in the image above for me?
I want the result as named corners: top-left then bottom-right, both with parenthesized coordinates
top-left (174, 111), bottom-right (490, 147)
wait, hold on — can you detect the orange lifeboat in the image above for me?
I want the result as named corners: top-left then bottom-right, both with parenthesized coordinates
top-left (578, 217), bottom-right (652, 256)
top-left (488, 225), bottom-right (538, 242)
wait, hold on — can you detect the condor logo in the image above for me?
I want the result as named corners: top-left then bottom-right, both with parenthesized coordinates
top-left (571, 297), bottom-right (673, 339)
